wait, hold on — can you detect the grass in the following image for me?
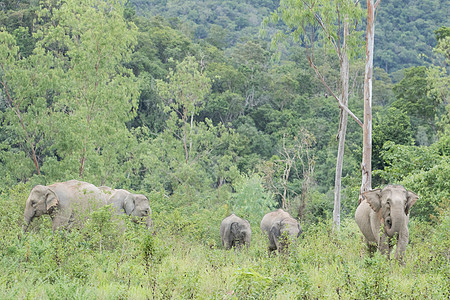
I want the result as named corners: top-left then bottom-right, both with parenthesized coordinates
top-left (0, 184), bottom-right (448, 299)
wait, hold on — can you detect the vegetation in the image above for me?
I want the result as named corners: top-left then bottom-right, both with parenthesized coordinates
top-left (1, 184), bottom-right (449, 299)
top-left (0, 0), bottom-right (448, 298)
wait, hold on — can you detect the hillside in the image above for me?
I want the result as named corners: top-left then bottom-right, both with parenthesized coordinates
top-left (130, 0), bottom-right (449, 76)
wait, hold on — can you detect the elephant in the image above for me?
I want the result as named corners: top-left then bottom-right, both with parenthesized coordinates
top-left (23, 180), bottom-right (108, 231)
top-left (220, 214), bottom-right (251, 250)
top-left (100, 186), bottom-right (153, 229)
top-left (260, 209), bottom-right (302, 254)
top-left (355, 185), bottom-right (418, 260)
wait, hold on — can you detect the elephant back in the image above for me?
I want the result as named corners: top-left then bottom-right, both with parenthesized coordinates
top-left (49, 180), bottom-right (107, 209)
top-left (260, 209), bottom-right (292, 233)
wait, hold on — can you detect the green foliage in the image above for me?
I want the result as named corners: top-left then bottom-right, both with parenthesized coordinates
top-left (374, 0), bottom-right (448, 73)
top-left (392, 66), bottom-right (446, 145)
top-left (229, 173), bottom-right (276, 225)
top-left (0, 2), bottom-right (449, 297)
top-left (1, 0), bottom-right (141, 186)
top-left (266, 0), bottom-right (364, 61)
top-left (373, 67), bottom-right (396, 107)
top-left (37, 0), bottom-right (140, 182)
top-left (233, 268), bottom-right (272, 298)
top-left (1, 184), bottom-right (449, 298)
top-left (375, 141), bottom-right (449, 220)
top-left (130, 0), bottom-right (273, 46)
top-left (303, 190), bottom-right (333, 225)
top-left (372, 107), bottom-right (413, 174)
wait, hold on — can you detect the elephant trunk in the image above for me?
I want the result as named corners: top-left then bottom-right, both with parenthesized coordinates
top-left (384, 206), bottom-right (404, 238)
top-left (146, 216), bottom-right (154, 232)
top-left (23, 208), bottom-right (34, 232)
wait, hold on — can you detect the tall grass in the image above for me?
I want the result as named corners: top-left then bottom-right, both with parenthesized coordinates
top-left (0, 184), bottom-right (448, 299)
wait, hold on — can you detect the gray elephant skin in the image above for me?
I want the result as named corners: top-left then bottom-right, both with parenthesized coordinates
top-left (355, 185), bottom-right (418, 260)
top-left (220, 214), bottom-right (251, 250)
top-left (23, 180), bottom-right (108, 231)
top-left (100, 187), bottom-right (153, 229)
top-left (260, 209), bottom-right (302, 253)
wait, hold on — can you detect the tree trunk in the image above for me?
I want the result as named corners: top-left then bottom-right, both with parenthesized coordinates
top-left (360, 0), bottom-right (378, 203)
top-left (333, 21), bottom-right (350, 230)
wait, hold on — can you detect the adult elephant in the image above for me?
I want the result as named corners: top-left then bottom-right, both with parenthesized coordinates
top-left (355, 185), bottom-right (418, 260)
top-left (260, 209), bottom-right (302, 254)
top-left (100, 187), bottom-right (153, 229)
top-left (220, 214), bottom-right (251, 250)
top-left (23, 180), bottom-right (108, 231)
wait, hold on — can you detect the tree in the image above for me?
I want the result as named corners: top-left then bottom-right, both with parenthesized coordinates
top-left (1, 0), bottom-right (140, 185)
top-left (156, 56), bottom-right (211, 163)
top-left (0, 30), bottom-right (58, 177)
top-left (264, 0), bottom-right (364, 228)
top-left (359, 0), bottom-right (381, 204)
top-left (260, 129), bottom-right (315, 217)
top-left (392, 66), bottom-right (443, 144)
top-left (372, 107), bottom-right (413, 183)
top-left (36, 0), bottom-right (140, 181)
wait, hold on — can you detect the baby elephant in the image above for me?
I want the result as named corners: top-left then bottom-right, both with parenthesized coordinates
top-left (220, 214), bottom-right (251, 250)
top-left (261, 209), bottom-right (302, 254)
top-left (355, 185), bottom-right (418, 261)
top-left (100, 187), bottom-right (153, 229)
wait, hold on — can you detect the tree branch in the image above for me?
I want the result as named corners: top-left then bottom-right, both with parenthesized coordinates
top-left (374, 0), bottom-right (381, 9)
top-left (307, 56), bottom-right (363, 127)
top-left (302, 0), bottom-right (339, 53)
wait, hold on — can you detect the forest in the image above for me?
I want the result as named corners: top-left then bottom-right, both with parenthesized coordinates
top-left (0, 0), bottom-right (449, 298)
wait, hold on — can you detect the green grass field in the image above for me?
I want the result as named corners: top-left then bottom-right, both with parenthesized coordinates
top-left (1, 185), bottom-right (448, 299)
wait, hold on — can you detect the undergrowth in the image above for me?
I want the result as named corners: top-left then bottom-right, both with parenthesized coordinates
top-left (0, 184), bottom-right (448, 299)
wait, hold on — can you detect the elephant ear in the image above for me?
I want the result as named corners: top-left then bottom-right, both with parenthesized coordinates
top-left (363, 188), bottom-right (383, 212)
top-left (270, 221), bottom-right (282, 238)
top-left (45, 188), bottom-right (59, 212)
top-left (405, 191), bottom-right (419, 215)
top-left (123, 194), bottom-right (135, 215)
top-left (230, 222), bottom-right (241, 235)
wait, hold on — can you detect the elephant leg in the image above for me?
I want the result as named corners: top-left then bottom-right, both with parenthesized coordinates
top-left (267, 243), bottom-right (277, 256)
top-left (378, 234), bottom-right (391, 258)
top-left (367, 242), bottom-right (377, 257)
top-left (224, 239), bottom-right (232, 250)
top-left (394, 229), bottom-right (409, 261)
top-left (235, 240), bottom-right (242, 250)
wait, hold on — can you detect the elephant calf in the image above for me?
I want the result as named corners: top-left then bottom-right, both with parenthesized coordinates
top-left (260, 209), bottom-right (302, 254)
top-left (355, 185), bottom-right (418, 261)
top-left (220, 214), bottom-right (251, 250)
top-left (100, 187), bottom-right (153, 229)
top-left (23, 180), bottom-right (108, 231)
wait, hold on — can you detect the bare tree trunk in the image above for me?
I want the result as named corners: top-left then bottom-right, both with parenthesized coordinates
top-left (280, 135), bottom-right (293, 209)
top-left (183, 109), bottom-right (189, 164)
top-left (360, 0), bottom-right (379, 203)
top-left (333, 21), bottom-right (350, 230)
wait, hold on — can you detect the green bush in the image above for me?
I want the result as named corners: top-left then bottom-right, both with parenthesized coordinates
top-left (229, 173), bottom-right (276, 225)
top-left (376, 141), bottom-right (450, 221)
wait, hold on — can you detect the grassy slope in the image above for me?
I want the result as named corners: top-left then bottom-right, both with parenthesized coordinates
top-left (0, 185), bottom-right (448, 299)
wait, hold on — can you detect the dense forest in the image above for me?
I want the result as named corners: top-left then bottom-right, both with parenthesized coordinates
top-left (0, 0), bottom-right (449, 298)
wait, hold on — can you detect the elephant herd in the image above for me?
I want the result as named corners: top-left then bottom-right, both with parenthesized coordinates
top-left (221, 185), bottom-right (418, 260)
top-left (23, 181), bottom-right (418, 260)
top-left (220, 209), bottom-right (302, 254)
top-left (23, 180), bottom-right (152, 232)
